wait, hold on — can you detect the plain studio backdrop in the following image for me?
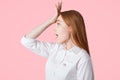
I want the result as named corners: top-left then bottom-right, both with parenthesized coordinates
top-left (0, 0), bottom-right (120, 80)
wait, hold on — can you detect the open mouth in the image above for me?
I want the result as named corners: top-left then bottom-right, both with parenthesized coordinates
top-left (56, 34), bottom-right (58, 36)
top-left (55, 34), bottom-right (59, 38)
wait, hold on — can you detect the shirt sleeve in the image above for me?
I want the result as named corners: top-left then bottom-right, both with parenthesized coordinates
top-left (76, 55), bottom-right (94, 80)
top-left (20, 35), bottom-right (58, 58)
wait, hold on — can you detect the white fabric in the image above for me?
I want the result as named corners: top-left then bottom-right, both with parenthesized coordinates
top-left (20, 35), bottom-right (94, 80)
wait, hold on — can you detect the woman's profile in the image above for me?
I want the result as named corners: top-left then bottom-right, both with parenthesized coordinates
top-left (20, 1), bottom-right (94, 80)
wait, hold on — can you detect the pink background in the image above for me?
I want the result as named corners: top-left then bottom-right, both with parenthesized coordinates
top-left (0, 0), bottom-right (120, 80)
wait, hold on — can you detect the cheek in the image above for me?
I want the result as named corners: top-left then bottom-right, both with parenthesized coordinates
top-left (59, 27), bottom-right (68, 34)
top-left (56, 28), bottom-right (71, 44)
top-left (59, 29), bottom-right (70, 40)
top-left (56, 24), bottom-right (71, 39)
top-left (62, 31), bottom-right (69, 38)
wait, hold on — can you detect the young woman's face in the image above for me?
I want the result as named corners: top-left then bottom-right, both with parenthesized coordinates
top-left (54, 15), bottom-right (71, 44)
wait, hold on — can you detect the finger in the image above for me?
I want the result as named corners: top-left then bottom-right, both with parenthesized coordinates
top-left (58, 2), bottom-right (62, 12)
top-left (57, 3), bottom-right (60, 13)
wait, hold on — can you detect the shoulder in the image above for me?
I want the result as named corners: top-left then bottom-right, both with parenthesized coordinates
top-left (77, 48), bottom-right (91, 64)
top-left (76, 49), bottom-right (93, 70)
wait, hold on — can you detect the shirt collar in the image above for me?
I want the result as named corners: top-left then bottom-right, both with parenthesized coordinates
top-left (60, 44), bottom-right (83, 55)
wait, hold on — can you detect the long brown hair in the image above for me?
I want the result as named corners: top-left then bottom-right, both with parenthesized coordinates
top-left (60, 10), bottom-right (90, 56)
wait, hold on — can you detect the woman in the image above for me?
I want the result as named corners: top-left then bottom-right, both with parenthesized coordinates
top-left (20, 1), bottom-right (94, 80)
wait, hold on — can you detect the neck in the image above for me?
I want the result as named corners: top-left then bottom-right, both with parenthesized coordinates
top-left (63, 39), bottom-right (76, 50)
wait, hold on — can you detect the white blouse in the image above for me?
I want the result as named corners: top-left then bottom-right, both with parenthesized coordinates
top-left (20, 35), bottom-right (94, 80)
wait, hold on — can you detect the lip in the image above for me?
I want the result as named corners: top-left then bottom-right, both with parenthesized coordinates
top-left (55, 33), bottom-right (59, 38)
top-left (56, 34), bottom-right (58, 36)
top-left (54, 33), bottom-right (58, 36)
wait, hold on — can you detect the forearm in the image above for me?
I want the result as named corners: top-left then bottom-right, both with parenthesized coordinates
top-left (24, 1), bottom-right (61, 39)
top-left (25, 18), bottom-right (54, 39)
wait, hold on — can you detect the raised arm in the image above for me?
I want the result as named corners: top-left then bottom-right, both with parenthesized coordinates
top-left (25, 2), bottom-right (62, 39)
top-left (20, 1), bottom-right (62, 58)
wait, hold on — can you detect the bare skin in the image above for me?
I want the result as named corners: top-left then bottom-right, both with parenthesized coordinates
top-left (25, 1), bottom-right (76, 50)
top-left (25, 2), bottom-right (62, 39)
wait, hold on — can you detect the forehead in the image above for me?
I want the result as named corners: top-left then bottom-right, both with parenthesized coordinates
top-left (57, 15), bottom-right (64, 22)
